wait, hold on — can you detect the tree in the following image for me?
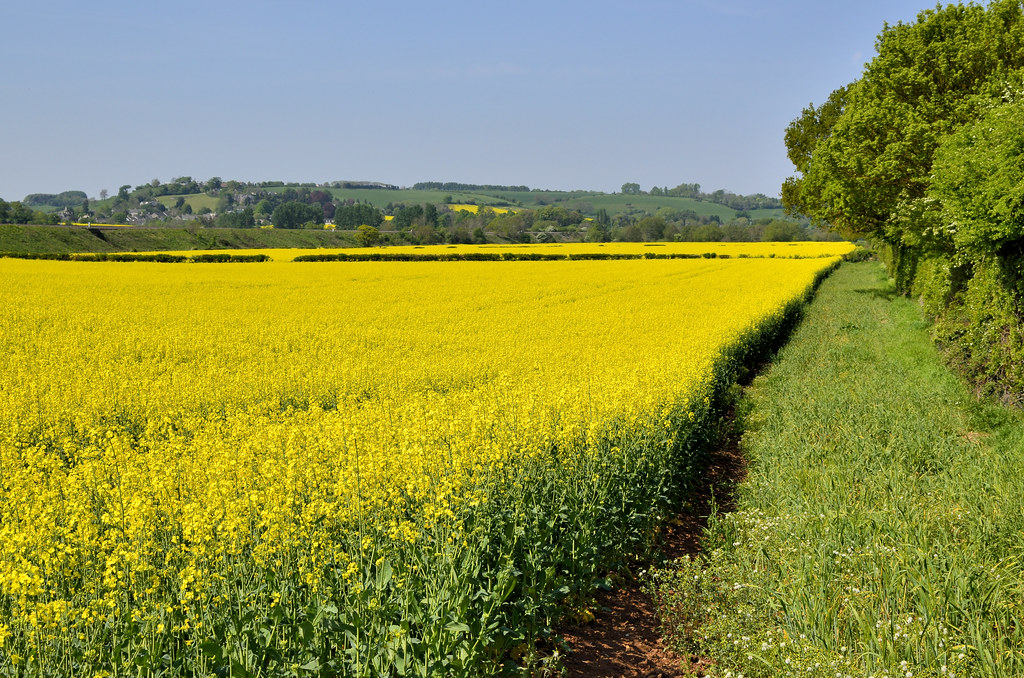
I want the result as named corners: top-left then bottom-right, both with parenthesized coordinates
top-left (638, 215), bottom-right (667, 241)
top-left (930, 98), bottom-right (1024, 259)
top-left (586, 221), bottom-right (611, 242)
top-left (782, 2), bottom-right (1024, 252)
top-left (354, 224), bottom-right (381, 247)
top-left (254, 199), bottom-right (273, 218)
top-left (721, 221), bottom-right (753, 242)
top-left (619, 224), bottom-right (643, 242)
top-left (424, 203), bottom-right (439, 227)
top-left (7, 202), bottom-right (34, 224)
top-left (392, 204), bottom-right (425, 230)
top-left (490, 214), bottom-right (529, 242)
top-left (216, 207), bottom-right (256, 229)
top-left (667, 183), bottom-right (701, 198)
top-left (28, 210), bottom-right (58, 225)
top-left (409, 223), bottom-right (442, 244)
top-left (778, 0), bottom-right (1024, 399)
top-left (621, 182), bottom-right (642, 195)
top-left (272, 201), bottom-right (323, 229)
top-left (762, 220), bottom-right (802, 242)
top-left (216, 194), bottom-right (234, 213)
top-left (692, 224), bottom-right (723, 241)
top-left (335, 203), bottom-right (384, 228)
top-left (99, 189), bottom-right (108, 200)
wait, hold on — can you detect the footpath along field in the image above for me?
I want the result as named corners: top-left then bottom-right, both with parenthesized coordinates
top-left (0, 247), bottom-right (846, 676)
top-left (648, 261), bottom-right (1024, 678)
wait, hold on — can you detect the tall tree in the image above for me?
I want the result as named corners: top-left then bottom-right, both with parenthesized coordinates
top-left (783, 1), bottom-right (1024, 257)
top-left (272, 201), bottom-right (322, 229)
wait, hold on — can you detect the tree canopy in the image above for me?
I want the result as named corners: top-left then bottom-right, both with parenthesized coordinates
top-left (783, 1), bottom-right (1024, 252)
top-left (272, 201), bottom-right (323, 229)
top-left (782, 0), bottom-right (1024, 399)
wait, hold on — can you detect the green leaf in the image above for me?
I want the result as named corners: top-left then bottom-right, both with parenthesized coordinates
top-left (445, 621), bottom-right (471, 634)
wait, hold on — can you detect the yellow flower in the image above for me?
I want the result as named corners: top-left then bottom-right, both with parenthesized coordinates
top-left (0, 249), bottom-right (841, 672)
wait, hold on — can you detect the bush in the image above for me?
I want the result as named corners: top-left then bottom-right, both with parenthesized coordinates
top-left (933, 259), bottom-right (1024, 403)
top-left (841, 246), bottom-right (873, 263)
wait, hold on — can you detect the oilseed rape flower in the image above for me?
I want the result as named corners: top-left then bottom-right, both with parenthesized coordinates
top-left (0, 251), bottom-right (842, 675)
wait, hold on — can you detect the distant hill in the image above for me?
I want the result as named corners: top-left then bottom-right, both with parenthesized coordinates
top-left (2, 177), bottom-right (829, 250)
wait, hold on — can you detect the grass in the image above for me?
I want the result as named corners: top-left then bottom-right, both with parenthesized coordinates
top-left (553, 193), bottom-right (738, 219)
top-left (155, 194), bottom-right (221, 212)
top-left (647, 261), bottom-right (1024, 677)
top-left (0, 224), bottom-right (355, 254)
top-left (0, 225), bottom-right (122, 253)
top-left (746, 207), bottom-right (787, 220)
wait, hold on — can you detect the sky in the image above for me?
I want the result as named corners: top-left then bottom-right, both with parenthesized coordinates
top-left (1, 0), bottom-right (932, 202)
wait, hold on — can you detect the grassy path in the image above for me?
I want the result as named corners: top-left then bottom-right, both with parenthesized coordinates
top-left (649, 261), bottom-right (1024, 677)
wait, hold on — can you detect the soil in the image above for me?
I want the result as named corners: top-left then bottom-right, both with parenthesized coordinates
top-left (558, 438), bottom-right (747, 677)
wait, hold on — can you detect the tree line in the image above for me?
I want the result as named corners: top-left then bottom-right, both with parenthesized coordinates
top-left (782, 0), bottom-right (1024, 400)
top-left (0, 199), bottom-right (61, 225)
top-left (23, 191), bottom-right (88, 208)
top-left (412, 182), bottom-right (532, 192)
top-left (621, 182), bottom-right (782, 211)
top-left (325, 202), bottom-right (834, 247)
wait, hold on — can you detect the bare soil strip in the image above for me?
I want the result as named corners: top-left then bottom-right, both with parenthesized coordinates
top-left (559, 438), bottom-right (747, 677)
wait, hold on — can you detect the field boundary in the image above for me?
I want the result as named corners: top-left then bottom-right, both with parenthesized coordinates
top-left (0, 251), bottom-right (271, 263)
top-left (556, 259), bottom-right (842, 675)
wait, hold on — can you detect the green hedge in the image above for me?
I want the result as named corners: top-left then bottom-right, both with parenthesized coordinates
top-left (291, 252), bottom-right (724, 262)
top-left (0, 252), bottom-right (270, 263)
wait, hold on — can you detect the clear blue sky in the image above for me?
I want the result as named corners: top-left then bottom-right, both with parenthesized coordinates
top-left (1, 0), bottom-right (931, 202)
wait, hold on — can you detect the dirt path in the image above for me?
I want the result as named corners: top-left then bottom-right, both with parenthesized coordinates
top-left (558, 440), bottom-right (746, 677)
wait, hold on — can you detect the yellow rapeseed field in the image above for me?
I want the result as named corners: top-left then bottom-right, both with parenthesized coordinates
top-left (140, 241), bottom-right (855, 262)
top-left (444, 204), bottom-right (513, 215)
top-left (0, 254), bottom-right (842, 675)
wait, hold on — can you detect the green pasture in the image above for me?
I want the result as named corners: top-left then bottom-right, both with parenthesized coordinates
top-left (156, 194), bottom-right (221, 212)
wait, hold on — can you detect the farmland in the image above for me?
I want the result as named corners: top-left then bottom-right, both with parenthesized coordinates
top-left (155, 194), bottom-right (221, 214)
top-left (0, 249), bottom-right (841, 675)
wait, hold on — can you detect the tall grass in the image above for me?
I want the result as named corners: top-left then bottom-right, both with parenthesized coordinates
top-left (648, 261), bottom-right (1024, 677)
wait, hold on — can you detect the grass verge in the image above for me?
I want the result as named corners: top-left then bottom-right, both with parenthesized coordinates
top-left (0, 224), bottom-right (357, 254)
top-left (647, 261), bottom-right (1024, 677)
